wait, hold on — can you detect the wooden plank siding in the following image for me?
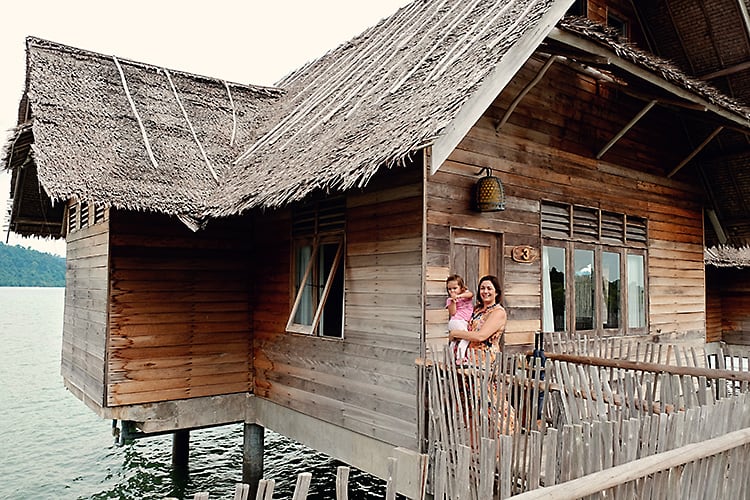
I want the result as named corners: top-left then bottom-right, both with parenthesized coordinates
top-left (62, 214), bottom-right (110, 408)
top-left (252, 166), bottom-right (423, 450)
top-left (707, 268), bottom-right (750, 344)
top-left (106, 211), bottom-right (253, 406)
top-left (425, 53), bottom-right (708, 350)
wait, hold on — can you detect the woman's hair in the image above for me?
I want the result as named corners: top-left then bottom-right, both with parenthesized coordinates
top-left (446, 274), bottom-right (467, 292)
top-left (476, 275), bottom-right (502, 306)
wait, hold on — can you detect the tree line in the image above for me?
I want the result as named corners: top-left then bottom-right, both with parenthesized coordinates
top-left (0, 242), bottom-right (65, 287)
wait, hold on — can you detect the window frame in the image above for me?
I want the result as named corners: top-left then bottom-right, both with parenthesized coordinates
top-left (286, 198), bottom-right (346, 338)
top-left (540, 200), bottom-right (648, 336)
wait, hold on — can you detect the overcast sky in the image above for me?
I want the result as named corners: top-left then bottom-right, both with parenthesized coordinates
top-left (0, 0), bottom-right (411, 256)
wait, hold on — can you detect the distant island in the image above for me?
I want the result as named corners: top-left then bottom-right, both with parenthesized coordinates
top-left (0, 242), bottom-right (66, 287)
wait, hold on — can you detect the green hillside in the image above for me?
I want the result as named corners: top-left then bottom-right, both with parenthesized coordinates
top-left (0, 242), bottom-right (66, 287)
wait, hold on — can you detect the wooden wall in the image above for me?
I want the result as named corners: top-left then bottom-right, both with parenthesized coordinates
top-left (252, 165), bottom-right (423, 450)
top-left (426, 53), bottom-right (707, 345)
top-left (106, 211), bottom-right (252, 406)
top-left (62, 211), bottom-right (110, 408)
top-left (707, 268), bottom-right (750, 344)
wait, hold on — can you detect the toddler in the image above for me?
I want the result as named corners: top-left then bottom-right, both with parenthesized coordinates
top-left (446, 274), bottom-right (474, 365)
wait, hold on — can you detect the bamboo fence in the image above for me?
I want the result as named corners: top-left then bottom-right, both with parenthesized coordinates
top-left (424, 337), bottom-right (750, 499)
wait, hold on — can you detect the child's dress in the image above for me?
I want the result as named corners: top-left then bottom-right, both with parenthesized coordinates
top-left (447, 296), bottom-right (473, 365)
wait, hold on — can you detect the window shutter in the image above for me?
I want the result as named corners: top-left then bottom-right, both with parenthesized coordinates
top-left (572, 205), bottom-right (598, 241)
top-left (626, 216), bottom-right (647, 244)
top-left (601, 211), bottom-right (624, 244)
top-left (541, 201), bottom-right (570, 238)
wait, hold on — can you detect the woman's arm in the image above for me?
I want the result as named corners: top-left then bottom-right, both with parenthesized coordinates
top-left (449, 307), bottom-right (506, 342)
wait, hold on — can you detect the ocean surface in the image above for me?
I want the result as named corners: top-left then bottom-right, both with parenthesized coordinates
top-left (0, 287), bottom-right (387, 500)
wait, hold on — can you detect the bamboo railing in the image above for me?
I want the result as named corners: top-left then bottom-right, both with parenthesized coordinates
top-left (423, 337), bottom-right (750, 499)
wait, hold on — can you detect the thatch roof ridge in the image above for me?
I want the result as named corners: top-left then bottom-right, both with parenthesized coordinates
top-left (25, 36), bottom-right (284, 96)
top-left (557, 17), bottom-right (750, 121)
top-left (705, 245), bottom-right (750, 268)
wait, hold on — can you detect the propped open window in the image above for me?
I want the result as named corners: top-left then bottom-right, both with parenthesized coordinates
top-left (287, 198), bottom-right (345, 338)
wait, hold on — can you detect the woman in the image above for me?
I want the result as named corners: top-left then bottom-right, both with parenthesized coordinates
top-left (448, 275), bottom-right (516, 436)
top-left (448, 275), bottom-right (506, 359)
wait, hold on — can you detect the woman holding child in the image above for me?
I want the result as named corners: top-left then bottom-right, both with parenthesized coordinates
top-left (448, 274), bottom-right (516, 436)
top-left (448, 274), bottom-right (506, 361)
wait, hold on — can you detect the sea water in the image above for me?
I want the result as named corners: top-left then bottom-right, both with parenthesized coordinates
top-left (0, 287), bottom-right (387, 499)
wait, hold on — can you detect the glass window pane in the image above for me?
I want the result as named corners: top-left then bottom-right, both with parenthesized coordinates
top-left (543, 246), bottom-right (567, 332)
top-left (574, 249), bottom-right (594, 330)
top-left (628, 254), bottom-right (646, 328)
top-left (602, 252), bottom-right (620, 329)
top-left (319, 242), bottom-right (344, 337)
top-left (293, 244), bottom-right (313, 326)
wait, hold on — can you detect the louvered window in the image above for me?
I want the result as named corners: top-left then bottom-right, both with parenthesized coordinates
top-left (80, 202), bottom-right (89, 229)
top-left (541, 201), bottom-right (648, 336)
top-left (67, 203), bottom-right (78, 233)
top-left (626, 216), bottom-right (647, 244)
top-left (93, 203), bottom-right (106, 224)
top-left (288, 197), bottom-right (345, 338)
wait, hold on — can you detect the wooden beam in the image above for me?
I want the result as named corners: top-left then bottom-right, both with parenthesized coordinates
top-left (596, 99), bottom-right (657, 159)
top-left (546, 28), bottom-right (750, 130)
top-left (700, 60), bottom-right (750, 81)
top-left (738, 0), bottom-right (750, 47)
top-left (495, 55), bottom-right (561, 132)
top-left (706, 208), bottom-right (728, 245)
top-left (544, 351), bottom-right (750, 382)
top-left (668, 126), bottom-right (723, 178)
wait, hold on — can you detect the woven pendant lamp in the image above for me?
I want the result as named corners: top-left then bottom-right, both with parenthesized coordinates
top-left (474, 167), bottom-right (505, 212)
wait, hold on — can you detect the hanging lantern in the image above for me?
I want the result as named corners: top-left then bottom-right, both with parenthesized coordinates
top-left (474, 167), bottom-right (505, 212)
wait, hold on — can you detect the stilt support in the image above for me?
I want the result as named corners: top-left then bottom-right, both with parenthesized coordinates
top-left (243, 422), bottom-right (264, 498)
top-left (172, 429), bottom-right (190, 470)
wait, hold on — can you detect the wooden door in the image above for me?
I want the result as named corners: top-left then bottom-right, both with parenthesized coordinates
top-left (450, 229), bottom-right (502, 297)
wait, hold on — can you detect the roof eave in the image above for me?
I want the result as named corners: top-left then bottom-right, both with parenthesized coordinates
top-left (546, 27), bottom-right (750, 131)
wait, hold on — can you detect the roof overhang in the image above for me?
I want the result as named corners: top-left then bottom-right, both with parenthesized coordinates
top-left (545, 27), bottom-right (750, 131)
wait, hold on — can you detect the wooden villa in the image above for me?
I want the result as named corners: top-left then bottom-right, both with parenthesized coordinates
top-left (4, 0), bottom-right (750, 497)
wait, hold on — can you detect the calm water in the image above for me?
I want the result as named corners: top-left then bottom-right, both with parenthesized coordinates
top-left (0, 287), bottom-right (387, 499)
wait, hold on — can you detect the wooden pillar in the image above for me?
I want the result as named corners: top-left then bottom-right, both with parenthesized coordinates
top-left (172, 429), bottom-right (190, 470)
top-left (243, 423), bottom-right (264, 497)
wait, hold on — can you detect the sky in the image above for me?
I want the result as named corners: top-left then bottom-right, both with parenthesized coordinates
top-left (0, 0), bottom-right (412, 257)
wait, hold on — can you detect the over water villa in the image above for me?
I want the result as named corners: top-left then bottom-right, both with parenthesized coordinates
top-left (5, 0), bottom-right (750, 498)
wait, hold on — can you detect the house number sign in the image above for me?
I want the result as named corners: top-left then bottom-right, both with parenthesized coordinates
top-left (511, 245), bottom-right (538, 263)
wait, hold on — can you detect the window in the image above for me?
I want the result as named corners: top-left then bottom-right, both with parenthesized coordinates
top-left (287, 198), bottom-right (345, 338)
top-left (607, 13), bottom-right (629, 39)
top-left (67, 200), bottom-right (107, 234)
top-left (565, 0), bottom-right (586, 17)
top-left (541, 201), bottom-right (647, 335)
top-left (542, 246), bottom-right (566, 332)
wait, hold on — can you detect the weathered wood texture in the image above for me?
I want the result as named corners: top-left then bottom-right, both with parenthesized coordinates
top-left (426, 54), bottom-right (707, 351)
top-left (707, 267), bottom-right (750, 344)
top-left (106, 211), bottom-right (252, 406)
top-left (62, 210), bottom-right (110, 408)
top-left (252, 166), bottom-right (423, 450)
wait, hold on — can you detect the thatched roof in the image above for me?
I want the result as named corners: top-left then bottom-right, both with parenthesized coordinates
top-left (213, 0), bottom-right (570, 216)
top-left (705, 245), bottom-right (750, 268)
top-left (2, 37), bottom-right (282, 222)
top-left (4, 0), bottom-right (750, 235)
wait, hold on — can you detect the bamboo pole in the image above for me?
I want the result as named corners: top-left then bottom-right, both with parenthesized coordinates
top-left (545, 352), bottom-right (750, 383)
